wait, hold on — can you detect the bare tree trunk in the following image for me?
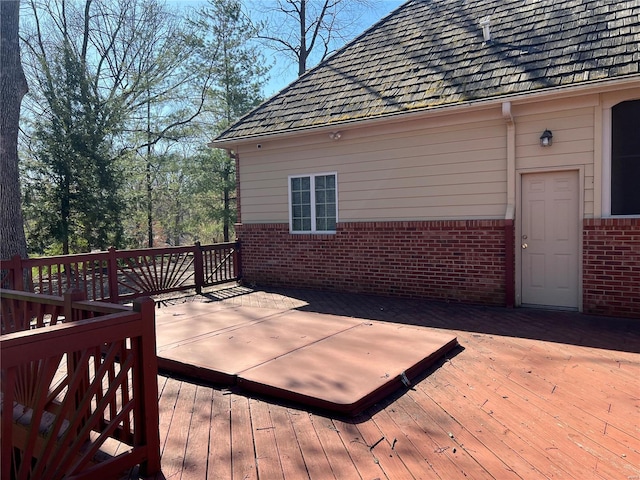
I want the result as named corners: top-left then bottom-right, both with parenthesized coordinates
top-left (1, 0), bottom-right (29, 260)
top-left (146, 85), bottom-right (154, 248)
top-left (298, 0), bottom-right (307, 75)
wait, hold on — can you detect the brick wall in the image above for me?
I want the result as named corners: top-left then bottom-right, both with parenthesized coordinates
top-left (583, 218), bottom-right (640, 318)
top-left (237, 220), bottom-right (508, 305)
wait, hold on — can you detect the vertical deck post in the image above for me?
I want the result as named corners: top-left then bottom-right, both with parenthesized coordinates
top-left (133, 296), bottom-right (161, 475)
top-left (193, 242), bottom-right (204, 294)
top-left (64, 288), bottom-right (89, 428)
top-left (234, 240), bottom-right (242, 280)
top-left (107, 246), bottom-right (119, 303)
top-left (1, 369), bottom-right (16, 480)
top-left (10, 254), bottom-right (23, 291)
top-left (63, 288), bottom-right (85, 322)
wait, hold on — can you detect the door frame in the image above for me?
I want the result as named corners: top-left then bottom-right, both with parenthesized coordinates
top-left (515, 167), bottom-right (584, 310)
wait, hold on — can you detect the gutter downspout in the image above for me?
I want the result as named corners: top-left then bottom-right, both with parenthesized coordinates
top-left (502, 101), bottom-right (516, 308)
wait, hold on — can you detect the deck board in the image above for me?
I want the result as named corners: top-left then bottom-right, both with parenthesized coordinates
top-left (393, 392), bottom-right (496, 480)
top-left (162, 379), bottom-right (196, 479)
top-left (231, 395), bottom-right (258, 480)
top-left (249, 398), bottom-right (285, 480)
top-left (311, 414), bottom-right (362, 480)
top-left (207, 389), bottom-right (232, 480)
top-left (331, 418), bottom-right (385, 480)
top-left (406, 388), bottom-right (525, 480)
top-left (120, 286), bottom-right (639, 479)
top-left (268, 403), bottom-right (309, 479)
top-left (419, 374), bottom-right (549, 480)
top-left (288, 410), bottom-right (335, 479)
top-left (185, 385), bottom-right (213, 479)
top-left (352, 410), bottom-right (416, 480)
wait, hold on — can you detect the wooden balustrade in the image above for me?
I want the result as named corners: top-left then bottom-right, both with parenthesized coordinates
top-left (0, 241), bottom-right (240, 302)
top-left (0, 288), bottom-right (161, 479)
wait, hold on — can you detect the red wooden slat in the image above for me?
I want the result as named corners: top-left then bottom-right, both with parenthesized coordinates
top-left (1, 289), bottom-right (160, 478)
top-left (180, 385), bottom-right (213, 478)
top-left (250, 397), bottom-right (285, 480)
top-left (231, 395), bottom-right (258, 480)
top-left (161, 380), bottom-right (196, 478)
top-left (2, 242), bottom-right (238, 302)
top-left (206, 388), bottom-right (232, 479)
top-left (332, 418), bottom-right (385, 480)
top-left (311, 414), bottom-right (362, 480)
top-left (267, 403), bottom-right (308, 479)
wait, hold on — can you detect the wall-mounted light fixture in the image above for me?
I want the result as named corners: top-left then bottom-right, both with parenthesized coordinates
top-left (329, 131), bottom-right (342, 141)
top-left (540, 129), bottom-right (553, 147)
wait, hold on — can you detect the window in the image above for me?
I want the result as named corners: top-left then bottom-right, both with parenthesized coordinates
top-left (289, 173), bottom-right (337, 233)
top-left (611, 99), bottom-right (640, 215)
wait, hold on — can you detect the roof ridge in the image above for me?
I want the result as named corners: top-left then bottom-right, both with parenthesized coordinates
top-left (215, 0), bottom-right (640, 144)
top-left (217, 0), bottom-right (414, 140)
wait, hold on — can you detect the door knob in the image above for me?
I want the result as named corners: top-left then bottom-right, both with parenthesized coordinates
top-left (522, 243), bottom-right (528, 249)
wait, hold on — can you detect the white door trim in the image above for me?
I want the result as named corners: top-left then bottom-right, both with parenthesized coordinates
top-left (515, 167), bottom-right (584, 310)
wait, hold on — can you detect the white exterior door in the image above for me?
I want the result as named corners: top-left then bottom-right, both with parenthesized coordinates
top-left (521, 171), bottom-right (579, 309)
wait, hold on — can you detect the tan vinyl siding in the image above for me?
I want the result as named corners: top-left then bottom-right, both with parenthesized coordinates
top-left (235, 91), bottom-right (640, 225)
top-left (238, 114), bottom-right (508, 223)
top-left (515, 104), bottom-right (595, 217)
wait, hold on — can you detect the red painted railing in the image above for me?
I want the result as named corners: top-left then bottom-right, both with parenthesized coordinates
top-left (1, 288), bottom-right (161, 479)
top-left (1, 241), bottom-right (240, 302)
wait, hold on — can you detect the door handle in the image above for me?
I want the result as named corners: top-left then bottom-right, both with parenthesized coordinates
top-left (522, 243), bottom-right (528, 249)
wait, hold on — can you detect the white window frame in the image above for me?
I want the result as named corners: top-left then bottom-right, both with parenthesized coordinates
top-left (288, 172), bottom-right (338, 233)
top-left (601, 98), bottom-right (640, 218)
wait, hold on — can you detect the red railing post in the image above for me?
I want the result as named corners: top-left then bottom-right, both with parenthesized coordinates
top-left (234, 240), bottom-right (242, 280)
top-left (63, 288), bottom-right (86, 323)
top-left (10, 254), bottom-right (24, 291)
top-left (1, 368), bottom-right (16, 480)
top-left (133, 296), bottom-right (161, 476)
top-left (108, 246), bottom-right (119, 303)
top-left (193, 242), bottom-right (204, 294)
top-left (64, 288), bottom-right (90, 430)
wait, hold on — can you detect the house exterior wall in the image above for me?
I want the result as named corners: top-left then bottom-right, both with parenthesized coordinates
top-left (514, 100), bottom-right (597, 217)
top-left (233, 88), bottom-right (640, 318)
top-left (237, 109), bottom-right (507, 223)
top-left (237, 220), bottom-right (510, 305)
top-left (583, 218), bottom-right (640, 317)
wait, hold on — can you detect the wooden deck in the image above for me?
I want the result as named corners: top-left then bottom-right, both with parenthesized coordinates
top-left (125, 286), bottom-right (639, 480)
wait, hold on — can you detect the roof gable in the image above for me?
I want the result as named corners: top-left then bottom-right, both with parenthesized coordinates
top-left (215, 0), bottom-right (640, 143)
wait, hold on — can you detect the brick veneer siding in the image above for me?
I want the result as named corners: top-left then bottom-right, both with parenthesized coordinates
top-left (237, 220), bottom-right (509, 305)
top-left (583, 218), bottom-right (640, 318)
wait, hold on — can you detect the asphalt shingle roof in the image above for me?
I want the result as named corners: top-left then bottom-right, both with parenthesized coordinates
top-left (215, 0), bottom-right (640, 142)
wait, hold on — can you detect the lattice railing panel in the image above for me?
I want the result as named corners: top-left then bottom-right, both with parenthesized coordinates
top-left (201, 243), bottom-right (238, 287)
top-left (1, 242), bottom-right (240, 303)
top-left (20, 254), bottom-right (112, 301)
top-left (1, 291), bottom-right (160, 479)
top-left (116, 251), bottom-right (196, 299)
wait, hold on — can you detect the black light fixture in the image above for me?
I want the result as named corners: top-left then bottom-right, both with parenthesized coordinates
top-left (540, 129), bottom-right (553, 147)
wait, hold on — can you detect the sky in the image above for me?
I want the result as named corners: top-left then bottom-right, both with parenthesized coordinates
top-left (259, 0), bottom-right (405, 96)
top-left (169, 0), bottom-right (405, 97)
